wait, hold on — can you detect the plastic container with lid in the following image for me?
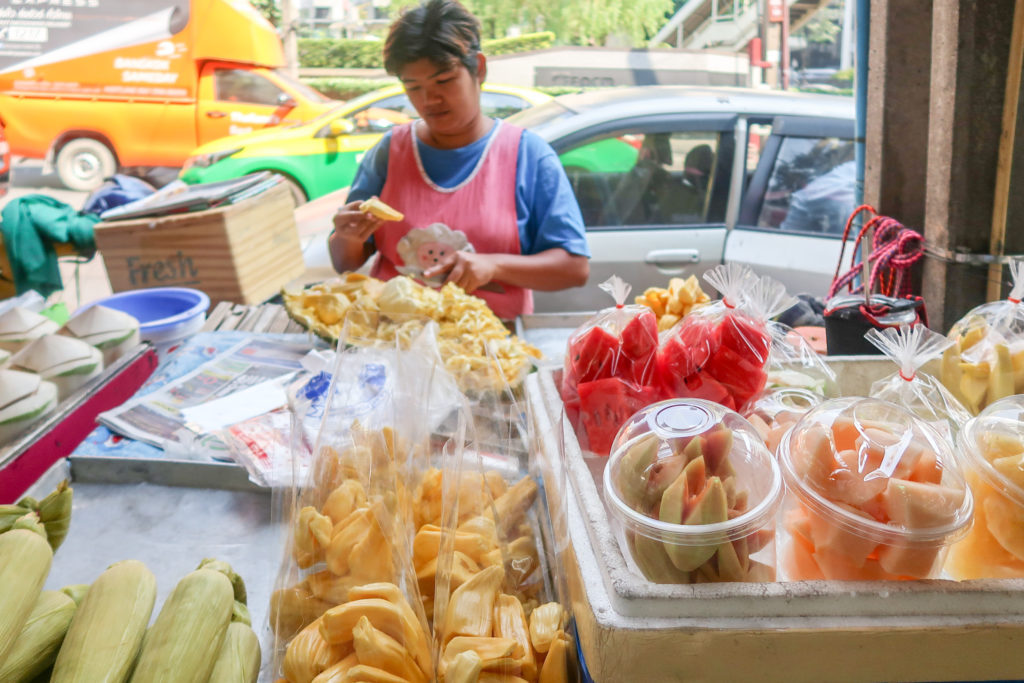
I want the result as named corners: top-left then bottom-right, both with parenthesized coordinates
top-left (603, 399), bottom-right (784, 584)
top-left (745, 387), bottom-right (824, 455)
top-left (946, 396), bottom-right (1024, 579)
top-left (777, 397), bottom-right (974, 581)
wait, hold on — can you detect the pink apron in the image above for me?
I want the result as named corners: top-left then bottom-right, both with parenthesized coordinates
top-left (372, 120), bottom-right (532, 320)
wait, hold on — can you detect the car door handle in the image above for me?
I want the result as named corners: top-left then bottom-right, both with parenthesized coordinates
top-left (206, 110), bottom-right (227, 119)
top-left (645, 249), bottom-right (700, 266)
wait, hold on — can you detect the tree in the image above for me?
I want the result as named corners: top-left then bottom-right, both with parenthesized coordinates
top-left (391, 0), bottom-right (674, 46)
top-left (250, 0), bottom-right (281, 27)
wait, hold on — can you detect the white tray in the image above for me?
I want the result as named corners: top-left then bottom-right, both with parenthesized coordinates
top-left (526, 367), bottom-right (1024, 682)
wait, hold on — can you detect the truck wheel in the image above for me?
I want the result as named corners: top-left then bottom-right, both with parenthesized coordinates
top-left (55, 138), bottom-right (116, 191)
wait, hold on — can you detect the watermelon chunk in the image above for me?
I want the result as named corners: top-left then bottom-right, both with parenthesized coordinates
top-left (621, 311), bottom-right (659, 362)
top-left (719, 313), bottom-right (770, 365)
top-left (567, 325), bottom-right (619, 385)
top-left (577, 378), bottom-right (658, 456)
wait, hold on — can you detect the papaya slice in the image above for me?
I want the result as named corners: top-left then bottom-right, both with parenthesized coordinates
top-left (702, 425), bottom-right (735, 478)
top-left (814, 549), bottom-right (892, 581)
top-left (908, 449), bottom-right (944, 485)
top-left (781, 534), bottom-right (825, 581)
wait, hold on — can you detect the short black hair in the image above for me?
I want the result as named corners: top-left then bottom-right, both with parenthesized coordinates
top-left (383, 0), bottom-right (482, 78)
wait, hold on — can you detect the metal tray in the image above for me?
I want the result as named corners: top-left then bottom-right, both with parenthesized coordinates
top-left (24, 456), bottom-right (285, 680)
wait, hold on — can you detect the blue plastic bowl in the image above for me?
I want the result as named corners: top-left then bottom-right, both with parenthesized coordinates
top-left (88, 287), bottom-right (210, 343)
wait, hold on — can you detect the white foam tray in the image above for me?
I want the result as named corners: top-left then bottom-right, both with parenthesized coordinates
top-left (526, 367), bottom-right (1024, 682)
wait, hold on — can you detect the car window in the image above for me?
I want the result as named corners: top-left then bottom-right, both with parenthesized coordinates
top-left (214, 69), bottom-right (286, 106)
top-left (348, 95), bottom-right (416, 134)
top-left (757, 136), bottom-right (856, 235)
top-left (559, 131), bottom-right (722, 228)
top-left (481, 92), bottom-right (530, 119)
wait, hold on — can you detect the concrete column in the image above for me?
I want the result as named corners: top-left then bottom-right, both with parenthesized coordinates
top-left (863, 0), bottom-right (932, 232)
top-left (923, 0), bottom-right (1019, 330)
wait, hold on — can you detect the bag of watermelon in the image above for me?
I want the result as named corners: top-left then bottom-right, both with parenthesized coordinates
top-left (562, 275), bottom-right (660, 456)
top-left (655, 265), bottom-right (790, 414)
top-left (865, 324), bottom-right (972, 443)
top-left (940, 258), bottom-right (1024, 414)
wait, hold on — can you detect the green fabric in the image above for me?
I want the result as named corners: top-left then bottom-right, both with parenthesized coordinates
top-left (0, 194), bottom-right (99, 297)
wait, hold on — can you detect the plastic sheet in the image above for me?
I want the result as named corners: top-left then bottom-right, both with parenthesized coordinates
top-left (940, 258), bottom-right (1024, 414)
top-left (561, 275), bottom-right (660, 456)
top-left (865, 324), bottom-right (971, 443)
top-left (777, 397), bottom-right (973, 581)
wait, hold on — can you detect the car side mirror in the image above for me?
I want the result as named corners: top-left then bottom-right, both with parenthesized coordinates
top-left (277, 93), bottom-right (297, 108)
top-left (329, 118), bottom-right (354, 136)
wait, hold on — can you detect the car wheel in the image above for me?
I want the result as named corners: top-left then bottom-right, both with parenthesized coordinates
top-left (274, 174), bottom-right (307, 206)
top-left (55, 138), bottom-right (117, 191)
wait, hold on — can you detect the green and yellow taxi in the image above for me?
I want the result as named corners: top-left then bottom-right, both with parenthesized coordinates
top-left (180, 82), bottom-right (552, 203)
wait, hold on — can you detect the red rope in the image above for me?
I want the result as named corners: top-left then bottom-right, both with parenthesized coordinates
top-left (828, 205), bottom-right (925, 300)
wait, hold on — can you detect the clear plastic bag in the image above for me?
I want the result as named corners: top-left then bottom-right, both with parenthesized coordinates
top-left (562, 275), bottom-right (660, 456)
top-left (655, 264), bottom-right (793, 415)
top-left (764, 321), bottom-right (837, 397)
top-left (865, 324), bottom-right (972, 443)
top-left (941, 258), bottom-right (1024, 414)
top-left (268, 324), bottom-right (455, 683)
top-left (428, 347), bottom-right (574, 682)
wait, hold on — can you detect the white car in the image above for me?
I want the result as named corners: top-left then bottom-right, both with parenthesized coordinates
top-left (507, 86), bottom-right (857, 312)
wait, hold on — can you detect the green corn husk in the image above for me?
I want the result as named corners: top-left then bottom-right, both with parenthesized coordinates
top-left (0, 590), bottom-right (77, 683)
top-left (206, 622), bottom-right (261, 683)
top-left (37, 481), bottom-right (72, 551)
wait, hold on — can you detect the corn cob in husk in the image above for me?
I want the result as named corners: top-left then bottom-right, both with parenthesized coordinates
top-left (0, 589), bottom-right (76, 683)
top-left (51, 559), bottom-right (156, 683)
top-left (0, 522), bottom-right (53, 670)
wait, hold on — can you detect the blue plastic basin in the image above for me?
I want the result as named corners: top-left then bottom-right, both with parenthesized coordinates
top-left (88, 287), bottom-right (210, 342)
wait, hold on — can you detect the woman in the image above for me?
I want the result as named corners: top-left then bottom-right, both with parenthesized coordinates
top-left (329, 0), bottom-right (590, 320)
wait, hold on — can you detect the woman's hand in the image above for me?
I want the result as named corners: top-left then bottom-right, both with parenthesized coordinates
top-left (332, 200), bottom-right (383, 243)
top-left (423, 250), bottom-right (497, 294)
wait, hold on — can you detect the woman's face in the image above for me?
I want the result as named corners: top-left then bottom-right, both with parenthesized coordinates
top-left (399, 56), bottom-right (484, 139)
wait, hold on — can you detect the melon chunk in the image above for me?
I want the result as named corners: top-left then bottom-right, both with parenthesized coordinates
top-left (980, 430), bottom-right (1024, 461)
top-left (879, 478), bottom-right (963, 529)
top-left (990, 454), bottom-right (1024, 491)
top-left (908, 449), bottom-right (944, 485)
top-left (876, 542), bottom-right (941, 578)
top-left (984, 494), bottom-right (1024, 562)
top-left (827, 449), bottom-right (888, 505)
top-left (806, 504), bottom-right (877, 567)
top-left (813, 548), bottom-right (890, 581)
top-left (791, 422), bottom-right (834, 493)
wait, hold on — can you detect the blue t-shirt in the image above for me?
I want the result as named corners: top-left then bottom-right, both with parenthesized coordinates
top-left (347, 121), bottom-right (591, 258)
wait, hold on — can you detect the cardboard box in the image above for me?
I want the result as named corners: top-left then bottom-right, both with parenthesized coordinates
top-left (94, 182), bottom-right (305, 306)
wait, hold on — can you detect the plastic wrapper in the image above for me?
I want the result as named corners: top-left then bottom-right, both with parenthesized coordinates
top-left (777, 397), bottom-right (974, 581)
top-left (940, 258), bottom-right (1024, 414)
top-left (864, 324), bottom-right (972, 443)
top-left (603, 398), bottom-right (783, 584)
top-left (655, 264), bottom-right (794, 416)
top-left (634, 274), bottom-right (711, 331)
top-left (561, 275), bottom-right (660, 456)
top-left (269, 324), bottom-right (456, 683)
top-left (764, 321), bottom-right (837, 397)
top-left (745, 387), bottom-right (824, 455)
top-left (427, 346), bottom-right (575, 682)
top-left (946, 396), bottom-right (1024, 579)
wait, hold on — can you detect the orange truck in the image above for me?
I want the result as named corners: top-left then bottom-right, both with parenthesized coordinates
top-left (0, 0), bottom-right (335, 190)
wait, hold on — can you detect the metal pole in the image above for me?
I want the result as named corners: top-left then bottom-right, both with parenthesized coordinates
top-left (855, 0), bottom-right (870, 298)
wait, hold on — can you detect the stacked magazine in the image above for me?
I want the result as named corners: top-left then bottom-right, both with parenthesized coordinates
top-left (98, 171), bottom-right (281, 221)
